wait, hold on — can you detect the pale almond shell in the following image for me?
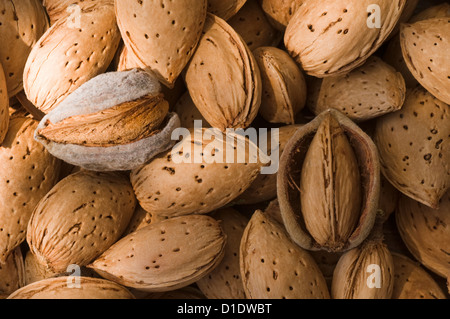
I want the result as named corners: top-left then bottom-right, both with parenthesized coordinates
top-left (259, 0), bottom-right (304, 31)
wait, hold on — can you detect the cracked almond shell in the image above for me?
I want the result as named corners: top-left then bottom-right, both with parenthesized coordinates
top-left (277, 109), bottom-right (380, 252)
top-left (23, 0), bottom-right (121, 113)
top-left (396, 191), bottom-right (450, 280)
top-left (185, 13), bottom-right (262, 131)
top-left (284, 0), bottom-right (406, 77)
top-left (116, 0), bottom-right (207, 88)
top-left (34, 69), bottom-right (181, 172)
top-left (88, 215), bottom-right (226, 292)
top-left (26, 170), bottom-right (136, 273)
top-left (400, 17), bottom-right (450, 104)
top-left (374, 86), bottom-right (449, 209)
top-left (7, 276), bottom-right (135, 299)
top-left (0, 0), bottom-right (49, 98)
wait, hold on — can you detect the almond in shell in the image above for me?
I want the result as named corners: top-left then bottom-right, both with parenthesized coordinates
top-left (0, 0), bottom-right (49, 97)
top-left (396, 191), bottom-right (450, 281)
top-left (240, 210), bottom-right (330, 299)
top-left (313, 56), bottom-right (406, 122)
top-left (253, 46), bottom-right (307, 124)
top-left (208, 0), bottom-right (247, 21)
top-left (284, 0), bottom-right (406, 77)
top-left (7, 276), bottom-right (135, 299)
top-left (259, 0), bottom-right (304, 31)
top-left (131, 127), bottom-right (267, 218)
top-left (0, 62), bottom-right (8, 143)
top-left (391, 253), bottom-right (447, 299)
top-left (185, 13), bottom-right (262, 131)
top-left (0, 247), bottom-right (25, 296)
top-left (26, 170), bottom-right (136, 273)
top-left (88, 215), bottom-right (226, 292)
top-left (23, 1), bottom-right (121, 113)
top-left (400, 17), bottom-right (450, 104)
top-left (173, 91), bottom-right (209, 129)
top-left (0, 116), bottom-right (61, 263)
top-left (116, 0), bottom-right (207, 88)
top-left (374, 86), bottom-right (449, 209)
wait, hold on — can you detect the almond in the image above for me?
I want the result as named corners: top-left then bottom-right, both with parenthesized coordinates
top-left (400, 18), bottom-right (450, 104)
top-left (396, 191), bottom-right (450, 280)
top-left (131, 128), bottom-right (267, 218)
top-left (240, 210), bottom-right (330, 299)
top-left (7, 276), bottom-right (135, 299)
top-left (384, 3), bottom-right (450, 88)
top-left (228, 0), bottom-right (281, 51)
top-left (0, 116), bottom-right (61, 263)
top-left (391, 253), bottom-right (447, 299)
top-left (23, 1), bottom-right (121, 113)
top-left (185, 13), bottom-right (262, 131)
top-left (284, 0), bottom-right (406, 77)
top-left (208, 0), bottom-right (247, 21)
top-left (378, 175), bottom-right (399, 222)
top-left (331, 215), bottom-right (394, 299)
top-left (259, 0), bottom-right (304, 31)
top-left (313, 56), bottom-right (406, 122)
top-left (253, 46), bottom-right (307, 124)
top-left (26, 170), bottom-right (136, 273)
top-left (116, 0), bottom-right (207, 88)
top-left (278, 109), bottom-right (380, 252)
top-left (0, 0), bottom-right (49, 97)
top-left (196, 208), bottom-right (248, 299)
top-left (34, 69), bottom-right (181, 172)
top-left (88, 215), bottom-right (226, 292)
top-left (42, 0), bottom-right (105, 25)
top-left (24, 250), bottom-right (58, 286)
top-left (233, 124), bottom-right (302, 205)
top-left (0, 62), bottom-right (9, 143)
top-left (0, 247), bottom-right (25, 296)
top-left (374, 86), bottom-right (449, 208)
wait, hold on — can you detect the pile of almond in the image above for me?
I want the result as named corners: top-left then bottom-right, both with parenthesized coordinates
top-left (0, 0), bottom-right (448, 299)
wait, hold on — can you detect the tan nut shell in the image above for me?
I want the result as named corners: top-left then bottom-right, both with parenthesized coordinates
top-left (400, 18), bottom-right (450, 104)
top-left (259, 0), bottom-right (304, 31)
top-left (0, 0), bottom-right (49, 98)
top-left (26, 170), bottom-right (136, 273)
top-left (89, 215), bottom-right (226, 292)
top-left (314, 56), bottom-right (406, 122)
top-left (278, 109), bottom-right (380, 252)
top-left (208, 0), bottom-right (247, 21)
top-left (116, 0), bottom-right (207, 88)
top-left (396, 191), bottom-right (450, 279)
top-left (173, 91), bottom-right (209, 129)
top-left (253, 46), bottom-right (306, 124)
top-left (23, 1), bottom-right (121, 113)
top-left (374, 87), bottom-right (449, 209)
top-left (7, 276), bottom-right (135, 299)
top-left (0, 247), bottom-right (25, 296)
top-left (185, 13), bottom-right (262, 131)
top-left (24, 251), bottom-right (58, 286)
top-left (228, 0), bottom-right (281, 52)
top-left (196, 208), bottom-right (248, 299)
top-left (284, 0), bottom-right (406, 77)
top-left (0, 116), bottom-right (61, 263)
top-left (42, 0), bottom-right (111, 25)
top-left (233, 124), bottom-right (302, 205)
top-left (0, 62), bottom-right (8, 143)
top-left (240, 210), bottom-right (330, 299)
top-left (131, 128), bottom-right (267, 218)
top-left (391, 253), bottom-right (446, 299)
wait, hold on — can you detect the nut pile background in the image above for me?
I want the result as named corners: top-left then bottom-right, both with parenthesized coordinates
top-left (0, 0), bottom-right (449, 299)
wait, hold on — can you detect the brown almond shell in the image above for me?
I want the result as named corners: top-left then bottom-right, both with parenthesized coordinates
top-left (277, 109), bottom-right (380, 252)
